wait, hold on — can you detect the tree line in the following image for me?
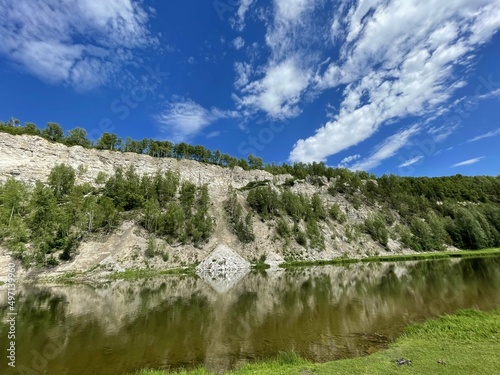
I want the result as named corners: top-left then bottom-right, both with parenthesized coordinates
top-left (2, 118), bottom-right (500, 256)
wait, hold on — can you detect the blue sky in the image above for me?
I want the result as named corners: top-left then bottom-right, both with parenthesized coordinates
top-left (1, 0), bottom-right (499, 177)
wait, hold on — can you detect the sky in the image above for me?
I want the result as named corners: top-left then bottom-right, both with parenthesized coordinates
top-left (1, 0), bottom-right (500, 177)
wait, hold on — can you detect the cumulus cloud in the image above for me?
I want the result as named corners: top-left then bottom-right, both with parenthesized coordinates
top-left (233, 0), bottom-right (320, 118)
top-left (233, 37), bottom-right (246, 50)
top-left (337, 154), bottom-right (360, 168)
top-left (158, 99), bottom-right (238, 141)
top-left (287, 0), bottom-right (500, 163)
top-left (235, 58), bottom-right (311, 118)
top-left (451, 157), bottom-right (485, 168)
top-left (231, 0), bottom-right (256, 31)
top-left (0, 0), bottom-right (157, 90)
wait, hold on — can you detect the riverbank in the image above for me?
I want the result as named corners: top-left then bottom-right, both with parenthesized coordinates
top-left (132, 308), bottom-right (500, 375)
top-left (281, 247), bottom-right (500, 268)
top-left (38, 247), bottom-right (500, 283)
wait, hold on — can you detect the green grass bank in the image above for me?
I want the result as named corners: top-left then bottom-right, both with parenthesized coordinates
top-left (132, 308), bottom-right (500, 375)
top-left (281, 248), bottom-right (500, 268)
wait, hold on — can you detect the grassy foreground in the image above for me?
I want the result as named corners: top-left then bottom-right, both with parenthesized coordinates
top-left (132, 308), bottom-right (500, 375)
top-left (282, 248), bottom-right (500, 268)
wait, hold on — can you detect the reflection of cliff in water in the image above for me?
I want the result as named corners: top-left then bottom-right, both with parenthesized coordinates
top-left (1, 257), bottom-right (500, 375)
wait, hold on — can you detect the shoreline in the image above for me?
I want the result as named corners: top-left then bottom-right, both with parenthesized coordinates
top-left (132, 308), bottom-right (500, 375)
top-left (7, 248), bottom-right (500, 284)
top-left (280, 248), bottom-right (500, 268)
top-left (29, 247), bottom-right (500, 283)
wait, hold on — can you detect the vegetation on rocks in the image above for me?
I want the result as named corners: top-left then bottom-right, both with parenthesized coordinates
top-left (1, 121), bottom-right (500, 269)
top-left (0, 164), bottom-right (214, 267)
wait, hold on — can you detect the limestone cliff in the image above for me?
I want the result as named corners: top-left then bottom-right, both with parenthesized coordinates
top-left (0, 133), bottom-right (410, 281)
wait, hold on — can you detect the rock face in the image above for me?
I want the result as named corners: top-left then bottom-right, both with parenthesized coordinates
top-left (0, 133), bottom-right (288, 203)
top-left (0, 133), bottom-right (413, 281)
top-left (196, 245), bottom-right (251, 272)
top-left (196, 245), bottom-right (251, 293)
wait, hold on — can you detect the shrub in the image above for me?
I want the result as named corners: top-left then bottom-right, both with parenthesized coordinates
top-left (364, 215), bottom-right (389, 247)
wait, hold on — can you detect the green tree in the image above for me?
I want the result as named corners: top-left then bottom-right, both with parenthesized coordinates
top-left (329, 203), bottom-right (347, 223)
top-left (160, 201), bottom-right (185, 240)
top-left (42, 122), bottom-right (64, 142)
top-left (96, 132), bottom-right (122, 151)
top-left (66, 127), bottom-right (91, 147)
top-left (311, 193), bottom-right (327, 220)
top-left (24, 122), bottom-right (40, 135)
top-left (364, 215), bottom-right (389, 247)
top-left (247, 186), bottom-right (280, 219)
top-left (48, 164), bottom-right (76, 200)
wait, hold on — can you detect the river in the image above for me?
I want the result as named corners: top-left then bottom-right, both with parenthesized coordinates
top-left (1, 257), bottom-right (500, 375)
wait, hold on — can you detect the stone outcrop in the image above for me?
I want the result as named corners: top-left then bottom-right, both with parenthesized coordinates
top-left (0, 133), bottom-right (290, 203)
top-left (0, 133), bottom-right (414, 281)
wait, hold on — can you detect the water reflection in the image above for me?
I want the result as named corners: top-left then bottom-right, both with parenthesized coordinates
top-left (196, 268), bottom-right (250, 294)
top-left (1, 258), bottom-right (499, 375)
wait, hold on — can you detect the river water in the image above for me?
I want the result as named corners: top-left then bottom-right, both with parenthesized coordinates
top-left (1, 257), bottom-right (500, 375)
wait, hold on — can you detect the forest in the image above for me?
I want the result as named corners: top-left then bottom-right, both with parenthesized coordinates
top-left (1, 119), bottom-right (500, 267)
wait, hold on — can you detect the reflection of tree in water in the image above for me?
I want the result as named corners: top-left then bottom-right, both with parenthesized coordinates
top-left (1, 258), bottom-right (500, 375)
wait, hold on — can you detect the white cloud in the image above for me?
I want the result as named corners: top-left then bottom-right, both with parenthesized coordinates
top-left (288, 0), bottom-right (500, 163)
top-left (234, 0), bottom-right (320, 118)
top-left (234, 62), bottom-right (253, 89)
top-left (233, 37), bottom-right (246, 50)
top-left (350, 126), bottom-right (420, 171)
top-left (235, 58), bottom-right (311, 118)
top-left (0, 0), bottom-right (156, 90)
top-left (451, 157), bottom-right (485, 168)
top-left (399, 156), bottom-right (423, 168)
top-left (337, 154), bottom-right (360, 168)
top-left (275, 0), bottom-right (313, 22)
top-left (206, 131), bottom-right (222, 139)
top-left (467, 128), bottom-right (500, 143)
top-left (158, 99), bottom-right (238, 141)
top-left (232, 0), bottom-right (256, 31)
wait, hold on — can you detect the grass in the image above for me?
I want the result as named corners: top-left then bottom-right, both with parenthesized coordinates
top-left (107, 266), bottom-right (196, 280)
top-left (281, 248), bottom-right (500, 268)
top-left (131, 308), bottom-right (500, 375)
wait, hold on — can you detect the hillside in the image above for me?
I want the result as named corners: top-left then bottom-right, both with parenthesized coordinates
top-left (0, 132), bottom-right (499, 282)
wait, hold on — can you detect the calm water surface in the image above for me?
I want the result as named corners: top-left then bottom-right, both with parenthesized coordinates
top-left (1, 257), bottom-right (500, 375)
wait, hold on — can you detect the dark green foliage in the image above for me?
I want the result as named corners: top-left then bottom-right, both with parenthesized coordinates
top-left (294, 224), bottom-right (308, 247)
top-left (0, 164), bottom-right (215, 266)
top-left (276, 217), bottom-right (291, 239)
top-left (104, 166), bottom-right (143, 210)
top-left (48, 164), bottom-right (76, 200)
top-left (306, 218), bottom-right (325, 249)
top-left (311, 193), bottom-right (327, 220)
top-left (247, 186), bottom-right (280, 219)
top-left (281, 190), bottom-right (306, 221)
top-left (225, 190), bottom-right (255, 243)
top-left (2, 121), bottom-right (500, 256)
top-left (96, 132), bottom-right (122, 151)
top-left (188, 185), bottom-right (214, 244)
top-left (363, 215), bottom-right (389, 247)
top-left (24, 122), bottom-right (40, 135)
top-left (239, 180), bottom-right (270, 191)
top-left (329, 203), bottom-right (347, 223)
top-left (145, 236), bottom-right (156, 258)
top-left (159, 201), bottom-right (185, 239)
top-left (42, 122), bottom-right (64, 142)
top-left (446, 208), bottom-right (489, 249)
top-left (180, 182), bottom-right (197, 217)
top-left (65, 127), bottom-right (91, 147)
